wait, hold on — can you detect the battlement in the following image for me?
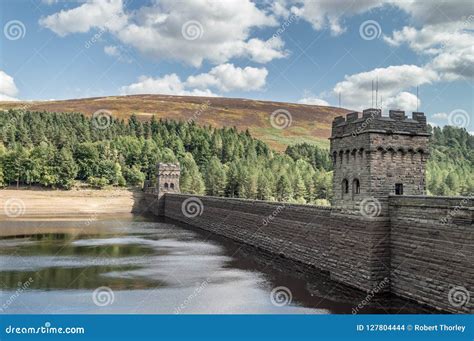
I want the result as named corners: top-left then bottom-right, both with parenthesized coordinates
top-left (331, 108), bottom-right (429, 138)
top-left (157, 163), bottom-right (181, 172)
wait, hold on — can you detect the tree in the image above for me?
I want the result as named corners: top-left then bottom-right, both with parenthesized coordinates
top-left (204, 156), bottom-right (227, 196)
top-left (179, 153), bottom-right (205, 194)
top-left (276, 174), bottom-right (292, 201)
top-left (54, 148), bottom-right (78, 189)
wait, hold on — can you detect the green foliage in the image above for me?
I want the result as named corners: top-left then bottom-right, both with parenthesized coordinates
top-left (87, 177), bottom-right (109, 189)
top-left (1, 110), bottom-right (469, 202)
top-left (426, 125), bottom-right (473, 196)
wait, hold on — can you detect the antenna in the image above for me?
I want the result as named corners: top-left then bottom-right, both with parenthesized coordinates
top-left (375, 77), bottom-right (378, 108)
top-left (416, 86), bottom-right (419, 111)
top-left (380, 96), bottom-right (383, 112)
top-left (371, 80), bottom-right (374, 108)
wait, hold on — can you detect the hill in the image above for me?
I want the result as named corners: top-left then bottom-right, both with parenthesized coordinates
top-left (0, 94), bottom-right (350, 151)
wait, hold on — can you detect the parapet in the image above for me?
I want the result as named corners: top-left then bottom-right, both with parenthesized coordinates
top-left (331, 108), bottom-right (430, 138)
top-left (157, 163), bottom-right (181, 175)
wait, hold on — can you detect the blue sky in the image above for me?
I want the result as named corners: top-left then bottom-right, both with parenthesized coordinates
top-left (0, 0), bottom-right (472, 131)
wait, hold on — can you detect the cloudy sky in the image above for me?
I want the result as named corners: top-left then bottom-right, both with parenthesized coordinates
top-left (0, 0), bottom-right (472, 129)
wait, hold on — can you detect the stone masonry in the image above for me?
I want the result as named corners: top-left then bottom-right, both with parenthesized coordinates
top-left (330, 109), bottom-right (430, 214)
top-left (143, 109), bottom-right (473, 313)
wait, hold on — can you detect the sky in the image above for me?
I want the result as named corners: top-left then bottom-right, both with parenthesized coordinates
top-left (0, 0), bottom-right (472, 131)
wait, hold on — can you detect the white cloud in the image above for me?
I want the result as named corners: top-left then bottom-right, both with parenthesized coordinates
top-left (39, 0), bottom-right (127, 36)
top-left (104, 45), bottom-right (119, 57)
top-left (119, 74), bottom-right (217, 97)
top-left (120, 63), bottom-right (268, 96)
top-left (0, 70), bottom-right (19, 101)
top-left (287, 0), bottom-right (474, 36)
top-left (297, 97), bottom-right (329, 106)
top-left (433, 112), bottom-right (448, 119)
top-left (332, 65), bottom-right (438, 111)
top-left (104, 45), bottom-right (132, 63)
top-left (383, 92), bottom-right (419, 112)
top-left (289, 0), bottom-right (382, 35)
top-left (384, 23), bottom-right (474, 80)
top-left (40, 0), bottom-right (285, 66)
top-left (186, 64), bottom-right (268, 92)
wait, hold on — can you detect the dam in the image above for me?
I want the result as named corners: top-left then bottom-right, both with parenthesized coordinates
top-left (143, 109), bottom-right (473, 314)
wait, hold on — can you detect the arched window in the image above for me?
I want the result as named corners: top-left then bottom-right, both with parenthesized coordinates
top-left (164, 183), bottom-right (169, 190)
top-left (170, 183), bottom-right (175, 190)
top-left (353, 179), bottom-right (360, 196)
top-left (342, 179), bottom-right (349, 197)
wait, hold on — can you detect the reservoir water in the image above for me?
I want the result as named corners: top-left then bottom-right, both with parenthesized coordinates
top-left (0, 214), bottom-right (435, 314)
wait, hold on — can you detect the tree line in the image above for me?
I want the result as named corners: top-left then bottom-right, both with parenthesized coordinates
top-left (1, 110), bottom-right (471, 202)
top-left (0, 110), bottom-right (333, 205)
top-left (426, 125), bottom-right (473, 196)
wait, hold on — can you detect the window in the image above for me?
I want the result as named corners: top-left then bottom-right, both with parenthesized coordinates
top-left (342, 179), bottom-right (349, 196)
top-left (170, 183), bottom-right (175, 190)
top-left (395, 183), bottom-right (403, 195)
top-left (164, 183), bottom-right (169, 190)
top-left (353, 179), bottom-right (360, 195)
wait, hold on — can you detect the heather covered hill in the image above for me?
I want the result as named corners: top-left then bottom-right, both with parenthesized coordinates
top-left (0, 94), bottom-right (350, 151)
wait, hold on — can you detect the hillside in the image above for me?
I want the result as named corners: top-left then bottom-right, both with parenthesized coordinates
top-left (0, 95), bottom-right (350, 151)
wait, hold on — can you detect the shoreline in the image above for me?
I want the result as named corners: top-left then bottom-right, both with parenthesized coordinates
top-left (0, 188), bottom-right (144, 219)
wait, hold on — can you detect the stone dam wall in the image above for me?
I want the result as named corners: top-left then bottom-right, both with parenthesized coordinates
top-left (389, 195), bottom-right (473, 314)
top-left (143, 193), bottom-right (473, 313)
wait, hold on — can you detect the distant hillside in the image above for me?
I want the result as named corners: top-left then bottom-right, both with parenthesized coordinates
top-left (0, 95), bottom-right (350, 151)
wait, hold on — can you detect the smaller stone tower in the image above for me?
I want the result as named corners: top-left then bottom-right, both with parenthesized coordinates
top-left (329, 109), bottom-right (431, 214)
top-left (156, 163), bottom-right (180, 196)
top-left (144, 163), bottom-right (180, 216)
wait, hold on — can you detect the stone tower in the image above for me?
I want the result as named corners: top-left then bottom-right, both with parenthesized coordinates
top-left (156, 163), bottom-right (180, 196)
top-left (143, 163), bottom-right (180, 216)
top-left (329, 108), bottom-right (431, 214)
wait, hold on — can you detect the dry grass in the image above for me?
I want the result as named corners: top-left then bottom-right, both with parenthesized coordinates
top-left (0, 94), bottom-right (351, 151)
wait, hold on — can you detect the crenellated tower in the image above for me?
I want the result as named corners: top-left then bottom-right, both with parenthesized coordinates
top-left (156, 163), bottom-right (181, 196)
top-left (329, 108), bottom-right (431, 214)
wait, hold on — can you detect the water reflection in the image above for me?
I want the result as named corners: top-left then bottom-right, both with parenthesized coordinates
top-left (0, 215), bottom-right (436, 314)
